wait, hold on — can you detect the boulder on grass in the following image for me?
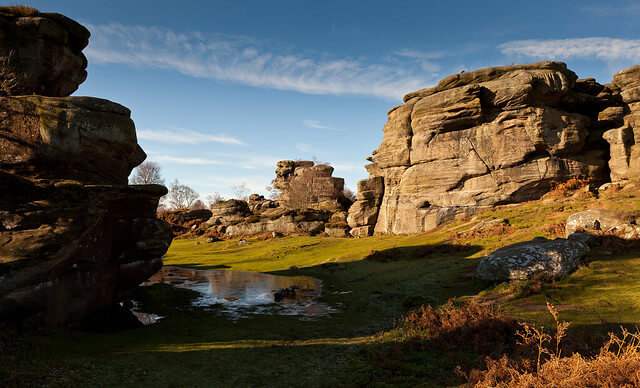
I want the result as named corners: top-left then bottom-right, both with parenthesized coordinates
top-left (477, 235), bottom-right (590, 282)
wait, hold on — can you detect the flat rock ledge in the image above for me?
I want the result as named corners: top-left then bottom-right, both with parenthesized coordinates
top-left (476, 235), bottom-right (590, 282)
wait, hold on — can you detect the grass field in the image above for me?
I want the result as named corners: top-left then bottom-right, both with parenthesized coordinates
top-left (3, 185), bottom-right (640, 386)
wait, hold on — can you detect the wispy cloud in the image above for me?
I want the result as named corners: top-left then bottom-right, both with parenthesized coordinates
top-left (581, 3), bottom-right (640, 15)
top-left (302, 119), bottom-right (339, 131)
top-left (85, 23), bottom-right (433, 100)
top-left (498, 38), bottom-right (640, 62)
top-left (296, 142), bottom-right (313, 152)
top-left (154, 155), bottom-right (227, 165)
top-left (393, 48), bottom-right (446, 60)
top-left (138, 127), bottom-right (245, 145)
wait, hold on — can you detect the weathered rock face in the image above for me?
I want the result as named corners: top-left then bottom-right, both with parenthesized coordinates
top-left (0, 10), bottom-right (89, 96)
top-left (0, 176), bottom-right (171, 325)
top-left (604, 66), bottom-right (640, 181)
top-left (349, 62), bottom-right (636, 235)
top-left (0, 12), bottom-right (172, 327)
top-left (274, 160), bottom-right (348, 212)
top-left (0, 96), bottom-right (146, 184)
top-left (476, 235), bottom-right (590, 281)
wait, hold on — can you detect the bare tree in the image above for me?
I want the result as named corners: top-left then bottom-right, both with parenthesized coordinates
top-left (265, 184), bottom-right (281, 200)
top-left (191, 199), bottom-right (206, 210)
top-left (167, 179), bottom-right (199, 210)
top-left (130, 161), bottom-right (165, 185)
top-left (231, 182), bottom-right (250, 201)
top-left (343, 187), bottom-right (357, 202)
top-left (206, 193), bottom-right (226, 209)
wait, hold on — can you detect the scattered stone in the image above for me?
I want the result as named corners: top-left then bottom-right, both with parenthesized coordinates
top-left (470, 218), bottom-right (510, 231)
top-left (237, 239), bottom-right (249, 246)
top-left (273, 285), bottom-right (298, 302)
top-left (477, 235), bottom-right (590, 282)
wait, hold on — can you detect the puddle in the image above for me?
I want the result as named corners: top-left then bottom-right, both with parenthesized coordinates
top-left (143, 266), bottom-right (337, 320)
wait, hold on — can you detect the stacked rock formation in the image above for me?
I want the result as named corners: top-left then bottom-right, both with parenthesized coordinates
top-left (159, 161), bottom-right (351, 238)
top-left (205, 161), bottom-right (349, 237)
top-left (0, 9), bottom-right (173, 326)
top-left (349, 61), bottom-right (640, 236)
top-left (274, 160), bottom-right (349, 212)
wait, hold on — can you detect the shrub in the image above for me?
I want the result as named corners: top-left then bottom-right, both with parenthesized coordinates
top-left (400, 300), bottom-right (522, 355)
top-left (466, 302), bottom-right (640, 387)
top-left (547, 176), bottom-right (592, 197)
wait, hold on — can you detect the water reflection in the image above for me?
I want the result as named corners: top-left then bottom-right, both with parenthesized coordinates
top-left (143, 266), bottom-right (337, 320)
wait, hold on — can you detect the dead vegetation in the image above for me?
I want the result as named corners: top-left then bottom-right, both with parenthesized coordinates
top-left (546, 176), bottom-right (593, 198)
top-left (400, 300), bottom-right (522, 355)
top-left (541, 221), bottom-right (566, 238)
top-left (467, 302), bottom-right (640, 387)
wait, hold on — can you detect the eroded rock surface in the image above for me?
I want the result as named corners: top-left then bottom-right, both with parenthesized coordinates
top-left (476, 235), bottom-right (590, 281)
top-left (0, 12), bottom-right (172, 326)
top-left (0, 10), bottom-right (89, 96)
top-left (349, 62), bottom-right (640, 235)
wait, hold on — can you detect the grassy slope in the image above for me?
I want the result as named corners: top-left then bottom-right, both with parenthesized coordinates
top-left (4, 186), bottom-right (640, 386)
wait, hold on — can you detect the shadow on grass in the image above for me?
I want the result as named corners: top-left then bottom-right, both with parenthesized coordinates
top-left (166, 263), bottom-right (231, 270)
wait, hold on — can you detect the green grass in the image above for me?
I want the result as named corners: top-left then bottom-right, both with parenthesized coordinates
top-left (4, 186), bottom-right (640, 386)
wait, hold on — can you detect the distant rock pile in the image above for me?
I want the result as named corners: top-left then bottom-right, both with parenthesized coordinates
top-left (349, 61), bottom-right (640, 235)
top-left (0, 9), bottom-right (173, 327)
top-left (162, 160), bottom-right (351, 238)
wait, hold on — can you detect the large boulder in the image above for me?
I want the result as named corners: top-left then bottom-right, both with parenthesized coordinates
top-left (0, 96), bottom-right (146, 184)
top-left (476, 235), bottom-right (590, 282)
top-left (565, 209), bottom-right (639, 239)
top-left (0, 9), bottom-right (89, 96)
top-left (349, 62), bottom-right (621, 235)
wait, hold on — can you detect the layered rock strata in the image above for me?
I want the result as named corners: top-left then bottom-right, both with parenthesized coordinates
top-left (349, 61), bottom-right (640, 235)
top-left (274, 160), bottom-right (349, 212)
top-left (0, 11), bottom-right (172, 326)
top-left (0, 9), bottom-right (89, 96)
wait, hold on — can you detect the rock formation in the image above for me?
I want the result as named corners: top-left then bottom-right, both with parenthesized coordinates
top-left (161, 161), bottom-right (351, 238)
top-left (274, 160), bottom-right (349, 212)
top-left (0, 8), bottom-right (89, 96)
top-left (476, 234), bottom-right (590, 281)
top-left (349, 61), bottom-right (640, 235)
top-left (0, 9), bottom-right (172, 327)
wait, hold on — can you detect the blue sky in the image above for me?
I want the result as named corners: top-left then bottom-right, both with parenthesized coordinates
top-left (18, 0), bottom-right (640, 199)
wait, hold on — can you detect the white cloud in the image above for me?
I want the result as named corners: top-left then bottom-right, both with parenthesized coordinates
top-left (296, 142), bottom-right (313, 152)
top-left (154, 155), bottom-right (227, 165)
top-left (581, 3), bottom-right (640, 15)
top-left (498, 38), bottom-right (640, 62)
top-left (393, 48), bottom-right (446, 60)
top-left (138, 127), bottom-right (245, 145)
top-left (85, 23), bottom-right (431, 100)
top-left (302, 119), bottom-right (339, 131)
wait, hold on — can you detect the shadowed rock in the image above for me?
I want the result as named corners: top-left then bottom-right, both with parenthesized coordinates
top-left (0, 10), bottom-right (89, 96)
top-left (0, 12), bottom-right (172, 327)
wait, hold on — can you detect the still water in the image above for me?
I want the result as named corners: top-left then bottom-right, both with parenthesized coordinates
top-left (143, 266), bottom-right (337, 320)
